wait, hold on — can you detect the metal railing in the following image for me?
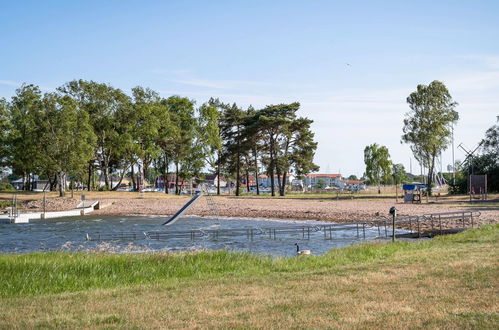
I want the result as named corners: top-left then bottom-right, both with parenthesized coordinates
top-left (85, 210), bottom-right (482, 242)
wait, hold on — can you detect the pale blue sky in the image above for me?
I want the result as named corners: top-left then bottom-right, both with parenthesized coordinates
top-left (1, 0), bottom-right (498, 177)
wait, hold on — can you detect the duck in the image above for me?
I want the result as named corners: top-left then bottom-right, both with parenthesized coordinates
top-left (295, 243), bottom-right (311, 255)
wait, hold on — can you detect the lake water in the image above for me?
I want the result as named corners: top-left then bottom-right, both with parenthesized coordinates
top-left (0, 215), bottom-right (404, 257)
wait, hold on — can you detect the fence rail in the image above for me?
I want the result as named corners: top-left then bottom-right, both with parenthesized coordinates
top-left (85, 210), bottom-right (483, 242)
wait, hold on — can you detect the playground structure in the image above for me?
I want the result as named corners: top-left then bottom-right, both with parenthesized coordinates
top-left (161, 183), bottom-right (219, 225)
top-left (469, 174), bottom-right (487, 201)
top-left (402, 183), bottom-right (425, 203)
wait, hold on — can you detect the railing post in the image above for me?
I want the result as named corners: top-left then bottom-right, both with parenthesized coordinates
top-left (392, 214), bottom-right (396, 242)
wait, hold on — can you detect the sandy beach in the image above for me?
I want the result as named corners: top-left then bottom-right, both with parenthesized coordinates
top-left (16, 193), bottom-right (499, 226)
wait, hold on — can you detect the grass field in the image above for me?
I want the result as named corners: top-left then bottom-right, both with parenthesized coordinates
top-left (0, 225), bottom-right (498, 328)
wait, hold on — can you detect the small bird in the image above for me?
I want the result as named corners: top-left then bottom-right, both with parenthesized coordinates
top-left (295, 243), bottom-right (311, 255)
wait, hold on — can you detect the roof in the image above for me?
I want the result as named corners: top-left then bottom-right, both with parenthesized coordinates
top-left (346, 180), bottom-right (365, 184)
top-left (259, 174), bottom-right (294, 178)
top-left (307, 174), bottom-right (341, 178)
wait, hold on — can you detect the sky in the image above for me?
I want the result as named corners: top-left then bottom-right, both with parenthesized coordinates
top-left (1, 0), bottom-right (498, 177)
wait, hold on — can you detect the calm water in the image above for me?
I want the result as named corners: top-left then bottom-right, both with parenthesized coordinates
top-left (0, 215), bottom-right (404, 257)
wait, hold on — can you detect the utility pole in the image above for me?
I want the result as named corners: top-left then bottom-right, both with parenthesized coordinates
top-left (451, 123), bottom-right (455, 184)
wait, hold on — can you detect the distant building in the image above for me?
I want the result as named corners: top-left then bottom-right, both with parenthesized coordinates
top-left (156, 175), bottom-right (199, 190)
top-left (258, 174), bottom-right (295, 188)
top-left (11, 176), bottom-right (50, 191)
top-left (306, 174), bottom-right (342, 188)
top-left (203, 175), bottom-right (227, 188)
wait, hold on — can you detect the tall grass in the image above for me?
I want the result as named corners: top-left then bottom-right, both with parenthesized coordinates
top-left (0, 225), bottom-right (497, 298)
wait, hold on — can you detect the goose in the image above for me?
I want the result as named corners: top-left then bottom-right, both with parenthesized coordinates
top-left (295, 243), bottom-right (311, 255)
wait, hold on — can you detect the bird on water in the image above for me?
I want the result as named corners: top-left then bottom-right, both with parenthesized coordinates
top-left (295, 243), bottom-right (311, 255)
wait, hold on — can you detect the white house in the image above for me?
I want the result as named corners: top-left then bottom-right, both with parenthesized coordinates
top-left (258, 174), bottom-right (295, 188)
top-left (306, 174), bottom-right (342, 188)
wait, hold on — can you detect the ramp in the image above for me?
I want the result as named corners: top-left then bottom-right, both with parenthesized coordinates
top-left (162, 192), bottom-right (202, 225)
top-left (77, 200), bottom-right (100, 210)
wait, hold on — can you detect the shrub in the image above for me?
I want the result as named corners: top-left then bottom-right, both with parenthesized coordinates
top-left (0, 182), bottom-right (14, 191)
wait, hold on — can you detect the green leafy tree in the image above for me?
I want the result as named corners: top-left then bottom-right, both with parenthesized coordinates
top-left (58, 80), bottom-right (131, 190)
top-left (162, 96), bottom-right (197, 194)
top-left (8, 84), bottom-right (46, 190)
top-left (257, 103), bottom-right (319, 196)
top-left (402, 80), bottom-right (459, 195)
top-left (0, 98), bottom-right (11, 167)
top-left (198, 100), bottom-right (223, 192)
top-left (364, 143), bottom-right (392, 193)
top-left (37, 94), bottom-right (96, 196)
top-left (130, 87), bottom-right (164, 189)
top-left (220, 103), bottom-right (246, 196)
top-left (392, 163), bottom-right (408, 184)
top-left (482, 116), bottom-right (498, 155)
top-left (241, 106), bottom-right (264, 195)
top-left (450, 117), bottom-right (499, 193)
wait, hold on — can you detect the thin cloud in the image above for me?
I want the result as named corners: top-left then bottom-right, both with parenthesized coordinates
top-left (172, 77), bottom-right (276, 90)
top-left (0, 79), bottom-right (20, 87)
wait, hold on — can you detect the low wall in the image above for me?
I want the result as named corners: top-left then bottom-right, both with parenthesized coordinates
top-left (11, 203), bottom-right (97, 224)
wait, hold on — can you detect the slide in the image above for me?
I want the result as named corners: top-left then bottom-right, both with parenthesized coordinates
top-left (162, 192), bottom-right (203, 225)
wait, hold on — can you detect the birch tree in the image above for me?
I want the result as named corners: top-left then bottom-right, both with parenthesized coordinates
top-left (402, 80), bottom-right (459, 195)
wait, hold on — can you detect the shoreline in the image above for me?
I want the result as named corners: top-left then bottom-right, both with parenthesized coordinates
top-left (3, 194), bottom-right (496, 227)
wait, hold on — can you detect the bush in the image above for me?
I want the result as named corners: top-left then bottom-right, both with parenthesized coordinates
top-left (0, 182), bottom-right (14, 191)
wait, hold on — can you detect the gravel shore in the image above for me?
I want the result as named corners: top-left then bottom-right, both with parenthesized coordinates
top-left (12, 195), bottom-right (498, 226)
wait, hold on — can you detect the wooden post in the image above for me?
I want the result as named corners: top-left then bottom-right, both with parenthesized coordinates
top-left (395, 184), bottom-right (398, 203)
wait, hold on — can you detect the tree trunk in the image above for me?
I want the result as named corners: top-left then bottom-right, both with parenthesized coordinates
top-left (236, 153), bottom-right (240, 197)
top-left (49, 173), bottom-right (57, 191)
top-left (103, 164), bottom-right (110, 190)
top-left (269, 170), bottom-right (275, 196)
top-left (280, 172), bottom-right (287, 196)
top-left (245, 169), bottom-right (250, 192)
top-left (253, 146), bottom-right (260, 195)
top-left (111, 165), bottom-right (128, 191)
top-left (58, 171), bottom-right (66, 197)
top-left (87, 162), bottom-right (92, 191)
top-left (427, 155), bottom-right (435, 197)
top-left (269, 135), bottom-right (276, 197)
top-left (216, 167), bottom-right (221, 196)
top-left (131, 163), bottom-right (136, 191)
top-left (142, 158), bottom-right (149, 186)
top-left (163, 154), bottom-right (169, 194)
top-left (175, 162), bottom-right (180, 195)
top-left (27, 173), bottom-right (32, 191)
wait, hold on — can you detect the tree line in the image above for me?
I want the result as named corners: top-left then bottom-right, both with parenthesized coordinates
top-left (0, 80), bottom-right (319, 197)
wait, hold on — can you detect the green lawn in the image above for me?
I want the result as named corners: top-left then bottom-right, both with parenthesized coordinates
top-left (1, 225), bottom-right (498, 328)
